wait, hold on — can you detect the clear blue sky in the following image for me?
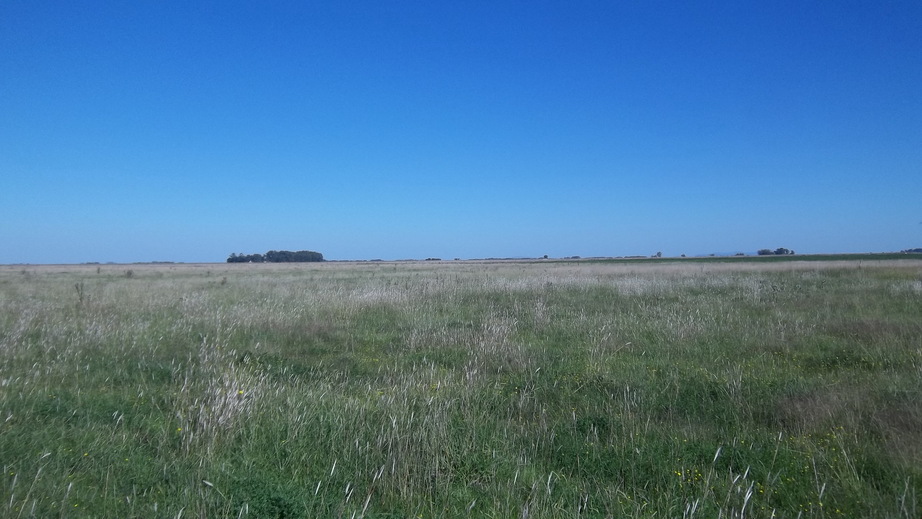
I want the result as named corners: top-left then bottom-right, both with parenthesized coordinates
top-left (2, 1), bottom-right (920, 263)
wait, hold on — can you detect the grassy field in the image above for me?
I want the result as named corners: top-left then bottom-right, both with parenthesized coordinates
top-left (1, 259), bottom-right (920, 518)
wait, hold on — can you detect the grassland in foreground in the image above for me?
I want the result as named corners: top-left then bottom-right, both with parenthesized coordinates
top-left (1, 259), bottom-right (920, 518)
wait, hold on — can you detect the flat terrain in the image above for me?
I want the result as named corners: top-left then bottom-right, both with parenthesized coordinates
top-left (1, 259), bottom-right (920, 517)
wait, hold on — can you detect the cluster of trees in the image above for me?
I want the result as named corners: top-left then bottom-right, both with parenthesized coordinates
top-left (227, 250), bottom-right (324, 263)
top-left (757, 248), bottom-right (795, 256)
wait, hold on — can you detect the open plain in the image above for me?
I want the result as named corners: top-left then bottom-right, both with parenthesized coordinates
top-left (1, 258), bottom-right (920, 517)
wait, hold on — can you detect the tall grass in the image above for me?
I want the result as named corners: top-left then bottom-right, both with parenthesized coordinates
top-left (0, 260), bottom-right (920, 517)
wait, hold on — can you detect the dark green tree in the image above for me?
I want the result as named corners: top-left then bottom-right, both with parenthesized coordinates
top-left (229, 250), bottom-right (323, 263)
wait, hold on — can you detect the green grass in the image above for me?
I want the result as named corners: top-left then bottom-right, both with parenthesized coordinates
top-left (1, 260), bottom-right (920, 517)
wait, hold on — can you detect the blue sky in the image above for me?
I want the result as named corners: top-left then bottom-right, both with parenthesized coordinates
top-left (2, 1), bottom-right (920, 263)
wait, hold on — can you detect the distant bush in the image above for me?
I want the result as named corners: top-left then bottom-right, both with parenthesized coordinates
top-left (758, 248), bottom-right (795, 256)
top-left (227, 253), bottom-right (265, 263)
top-left (227, 250), bottom-right (324, 263)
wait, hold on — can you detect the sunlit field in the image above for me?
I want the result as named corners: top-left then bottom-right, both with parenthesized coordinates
top-left (1, 259), bottom-right (920, 518)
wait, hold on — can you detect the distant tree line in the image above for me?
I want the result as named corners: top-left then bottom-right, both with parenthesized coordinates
top-left (227, 250), bottom-right (324, 263)
top-left (757, 248), bottom-right (795, 256)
